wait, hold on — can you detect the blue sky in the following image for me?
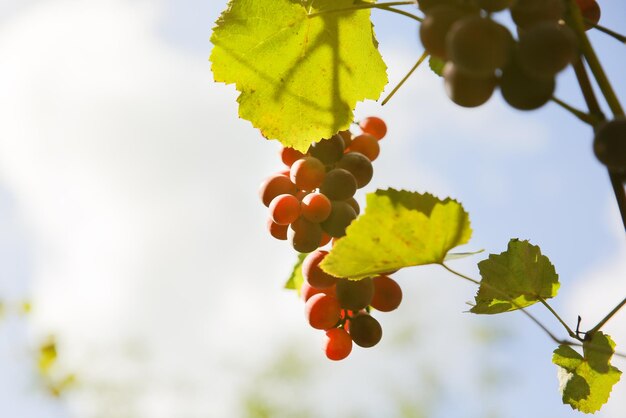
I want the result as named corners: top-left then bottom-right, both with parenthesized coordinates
top-left (0, 0), bottom-right (625, 417)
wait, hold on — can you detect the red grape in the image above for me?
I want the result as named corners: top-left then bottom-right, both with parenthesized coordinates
top-left (289, 217), bottom-right (323, 253)
top-left (280, 147), bottom-right (305, 167)
top-left (259, 174), bottom-right (297, 207)
top-left (290, 157), bottom-right (326, 191)
top-left (302, 250), bottom-right (338, 289)
top-left (301, 193), bottom-right (332, 223)
top-left (269, 194), bottom-right (301, 225)
top-left (347, 314), bottom-right (382, 348)
top-left (359, 116), bottom-right (387, 140)
top-left (323, 327), bottom-right (353, 360)
top-left (370, 275), bottom-right (403, 312)
top-left (336, 278), bottom-right (374, 310)
top-left (348, 134), bottom-right (380, 161)
top-left (305, 293), bottom-right (341, 330)
top-left (267, 218), bottom-right (288, 240)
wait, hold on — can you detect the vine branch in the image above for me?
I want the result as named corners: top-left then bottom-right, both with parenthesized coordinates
top-left (307, 1), bottom-right (417, 18)
top-left (539, 297), bottom-right (580, 341)
top-left (382, 51), bottom-right (429, 106)
top-left (587, 20), bottom-right (626, 44)
top-left (550, 96), bottom-right (599, 126)
top-left (588, 297), bottom-right (626, 336)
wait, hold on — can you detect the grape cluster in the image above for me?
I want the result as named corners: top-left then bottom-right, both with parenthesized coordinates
top-left (259, 116), bottom-right (387, 253)
top-left (418, 0), bottom-right (597, 111)
top-left (302, 250), bottom-right (403, 361)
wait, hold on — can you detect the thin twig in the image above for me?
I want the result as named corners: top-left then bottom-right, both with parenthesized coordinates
top-left (550, 96), bottom-right (599, 126)
top-left (307, 1), bottom-right (417, 18)
top-left (539, 297), bottom-right (581, 341)
top-left (588, 297), bottom-right (626, 335)
top-left (382, 51), bottom-right (429, 106)
top-left (376, 5), bottom-right (423, 22)
top-left (587, 20), bottom-right (626, 44)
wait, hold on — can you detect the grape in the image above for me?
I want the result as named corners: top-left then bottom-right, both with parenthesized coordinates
top-left (338, 130), bottom-right (353, 149)
top-left (336, 278), bottom-right (374, 311)
top-left (267, 218), bottom-right (288, 240)
top-left (336, 152), bottom-right (374, 189)
top-left (593, 118), bottom-right (626, 171)
top-left (577, 0), bottom-right (600, 30)
top-left (518, 22), bottom-right (578, 79)
top-left (347, 314), bottom-right (382, 348)
top-left (319, 232), bottom-right (332, 247)
top-left (280, 147), bottom-right (305, 167)
top-left (419, 5), bottom-right (468, 59)
top-left (348, 134), bottom-right (380, 161)
top-left (510, 0), bottom-right (565, 29)
top-left (320, 169), bottom-right (358, 201)
top-left (309, 134), bottom-right (345, 165)
top-left (305, 293), bottom-right (341, 330)
top-left (443, 62), bottom-right (497, 108)
top-left (301, 193), bottom-right (332, 223)
top-left (359, 116), bottom-right (387, 140)
top-left (323, 328), bottom-right (353, 361)
top-left (301, 281), bottom-right (336, 302)
top-left (302, 250), bottom-right (338, 289)
top-left (269, 194), bottom-right (301, 225)
top-left (346, 197), bottom-right (360, 216)
top-left (259, 174), bottom-right (298, 207)
top-left (500, 58), bottom-right (555, 110)
top-left (477, 0), bottom-right (514, 12)
top-left (447, 16), bottom-right (513, 76)
top-left (370, 275), bottom-right (403, 312)
top-left (289, 217), bottom-right (323, 253)
top-left (290, 156), bottom-right (326, 191)
top-left (321, 201), bottom-right (357, 237)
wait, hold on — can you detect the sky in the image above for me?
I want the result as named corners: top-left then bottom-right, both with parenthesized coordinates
top-left (0, 0), bottom-right (625, 417)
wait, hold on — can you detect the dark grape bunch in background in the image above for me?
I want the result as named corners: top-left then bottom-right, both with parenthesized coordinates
top-left (419, 0), bottom-right (600, 110)
top-left (302, 250), bottom-right (403, 361)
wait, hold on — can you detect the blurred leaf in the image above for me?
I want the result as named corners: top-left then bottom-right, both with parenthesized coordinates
top-left (429, 56), bottom-right (444, 77)
top-left (553, 332), bottom-right (622, 413)
top-left (20, 300), bottom-right (32, 315)
top-left (47, 374), bottom-right (77, 398)
top-left (210, 0), bottom-right (387, 151)
top-left (321, 189), bottom-right (471, 279)
top-left (471, 239), bottom-right (559, 314)
top-left (38, 338), bottom-right (58, 375)
top-left (284, 253), bottom-right (307, 295)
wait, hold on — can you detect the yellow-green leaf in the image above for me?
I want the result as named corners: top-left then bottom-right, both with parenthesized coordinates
top-left (553, 332), bottom-right (622, 413)
top-left (471, 239), bottom-right (560, 314)
top-left (210, 0), bottom-right (388, 151)
top-left (320, 189), bottom-right (472, 279)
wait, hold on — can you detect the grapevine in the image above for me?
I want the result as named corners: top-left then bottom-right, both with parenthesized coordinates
top-left (210, 0), bottom-right (626, 412)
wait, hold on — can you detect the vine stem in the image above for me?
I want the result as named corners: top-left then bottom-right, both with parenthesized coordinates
top-left (440, 264), bottom-right (626, 359)
top-left (382, 51), bottom-right (429, 106)
top-left (588, 297), bottom-right (626, 335)
top-left (550, 96), bottom-right (598, 126)
top-left (539, 297), bottom-right (580, 340)
top-left (587, 20), bottom-right (626, 44)
top-left (307, 1), bottom-right (417, 18)
top-left (439, 263), bottom-right (564, 345)
top-left (377, 5), bottom-right (423, 22)
top-left (566, 0), bottom-right (624, 117)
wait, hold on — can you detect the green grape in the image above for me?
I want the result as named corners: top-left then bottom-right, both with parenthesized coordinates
top-left (518, 22), bottom-right (578, 79)
top-left (419, 5), bottom-right (468, 59)
top-left (593, 118), bottom-right (626, 171)
top-left (500, 58), bottom-right (555, 110)
top-left (447, 16), bottom-right (513, 76)
top-left (335, 278), bottom-right (374, 311)
top-left (289, 217), bottom-right (323, 253)
top-left (336, 152), bottom-right (373, 189)
top-left (320, 201), bottom-right (357, 237)
top-left (510, 0), bottom-right (565, 29)
top-left (309, 134), bottom-right (345, 165)
top-left (320, 168), bottom-right (358, 201)
top-left (443, 62), bottom-right (497, 108)
top-left (347, 314), bottom-right (382, 348)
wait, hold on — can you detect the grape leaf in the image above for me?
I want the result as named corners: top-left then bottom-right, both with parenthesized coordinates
top-left (284, 253), bottom-right (307, 295)
top-left (429, 56), bottom-right (444, 77)
top-left (210, 0), bottom-right (388, 152)
top-left (553, 332), bottom-right (622, 413)
top-left (470, 239), bottom-right (559, 314)
top-left (320, 189), bottom-right (472, 279)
